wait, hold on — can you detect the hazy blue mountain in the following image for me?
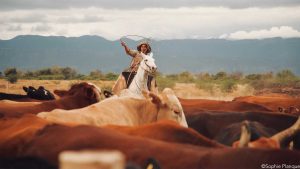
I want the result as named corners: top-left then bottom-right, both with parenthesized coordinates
top-left (0, 35), bottom-right (299, 75)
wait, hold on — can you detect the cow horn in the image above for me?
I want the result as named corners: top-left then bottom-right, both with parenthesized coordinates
top-left (238, 121), bottom-right (251, 148)
top-left (271, 116), bottom-right (300, 148)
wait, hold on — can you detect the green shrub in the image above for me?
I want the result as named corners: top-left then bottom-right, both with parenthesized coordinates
top-left (245, 74), bottom-right (262, 81)
top-left (220, 79), bottom-right (237, 92)
top-left (178, 71), bottom-right (195, 83)
top-left (156, 75), bottom-right (176, 91)
top-left (4, 67), bottom-right (18, 83)
top-left (213, 71), bottom-right (227, 80)
top-left (195, 80), bottom-right (214, 92)
top-left (104, 72), bottom-right (119, 81)
top-left (37, 75), bottom-right (65, 80)
top-left (6, 74), bottom-right (18, 83)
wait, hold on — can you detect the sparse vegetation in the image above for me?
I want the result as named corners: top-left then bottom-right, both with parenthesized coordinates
top-left (1, 67), bottom-right (299, 93)
top-left (4, 67), bottom-right (19, 83)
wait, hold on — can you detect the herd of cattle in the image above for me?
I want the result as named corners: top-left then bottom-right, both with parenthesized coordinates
top-left (0, 82), bottom-right (300, 169)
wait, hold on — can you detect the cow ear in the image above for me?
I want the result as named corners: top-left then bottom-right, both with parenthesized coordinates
top-left (29, 86), bottom-right (36, 90)
top-left (149, 92), bottom-right (163, 106)
top-left (54, 90), bottom-right (68, 97)
top-left (38, 86), bottom-right (45, 90)
top-left (23, 86), bottom-right (28, 93)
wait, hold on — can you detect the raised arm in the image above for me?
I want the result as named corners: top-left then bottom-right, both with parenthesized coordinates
top-left (120, 40), bottom-right (137, 57)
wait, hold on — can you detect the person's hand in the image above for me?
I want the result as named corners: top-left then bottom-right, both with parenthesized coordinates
top-left (120, 40), bottom-right (126, 47)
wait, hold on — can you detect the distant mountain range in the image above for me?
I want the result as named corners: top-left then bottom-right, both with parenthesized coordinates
top-left (0, 35), bottom-right (299, 75)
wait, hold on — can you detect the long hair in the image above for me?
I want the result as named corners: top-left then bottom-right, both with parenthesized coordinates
top-left (137, 42), bottom-right (152, 54)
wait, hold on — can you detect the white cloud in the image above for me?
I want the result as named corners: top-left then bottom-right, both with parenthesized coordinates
top-left (0, 6), bottom-right (300, 40)
top-left (220, 26), bottom-right (300, 39)
top-left (7, 25), bottom-right (22, 31)
top-left (31, 24), bottom-right (52, 32)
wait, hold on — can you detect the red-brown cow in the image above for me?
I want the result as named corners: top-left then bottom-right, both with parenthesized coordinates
top-left (0, 115), bottom-right (221, 156)
top-left (186, 111), bottom-right (300, 149)
top-left (233, 95), bottom-right (300, 112)
top-left (179, 98), bottom-right (272, 115)
top-left (106, 120), bottom-right (224, 148)
top-left (1, 115), bottom-right (300, 169)
top-left (11, 125), bottom-right (300, 169)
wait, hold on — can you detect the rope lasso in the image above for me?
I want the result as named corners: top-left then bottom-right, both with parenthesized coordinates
top-left (120, 35), bottom-right (152, 45)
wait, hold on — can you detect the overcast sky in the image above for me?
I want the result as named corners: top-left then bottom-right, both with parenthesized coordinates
top-left (1, 0), bottom-right (300, 40)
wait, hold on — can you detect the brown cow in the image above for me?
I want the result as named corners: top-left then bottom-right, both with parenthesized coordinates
top-left (0, 82), bottom-right (102, 117)
top-left (233, 95), bottom-right (300, 112)
top-left (1, 123), bottom-right (299, 169)
top-left (186, 111), bottom-right (298, 139)
top-left (106, 120), bottom-right (224, 148)
top-left (0, 115), bottom-right (220, 156)
top-left (179, 98), bottom-right (272, 115)
top-left (213, 120), bottom-right (277, 146)
top-left (37, 88), bottom-right (188, 127)
top-left (1, 114), bottom-right (300, 169)
top-left (0, 114), bottom-right (50, 156)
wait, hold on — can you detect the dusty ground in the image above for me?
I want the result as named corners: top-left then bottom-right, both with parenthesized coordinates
top-left (173, 83), bottom-right (255, 100)
top-left (0, 79), bottom-right (257, 100)
top-left (0, 79), bottom-right (115, 97)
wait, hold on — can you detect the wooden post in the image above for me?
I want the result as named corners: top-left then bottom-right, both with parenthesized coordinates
top-left (59, 150), bottom-right (125, 169)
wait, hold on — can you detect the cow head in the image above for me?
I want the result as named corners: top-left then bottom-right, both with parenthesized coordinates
top-left (54, 82), bottom-right (102, 104)
top-left (147, 88), bottom-right (188, 128)
top-left (23, 86), bottom-right (55, 100)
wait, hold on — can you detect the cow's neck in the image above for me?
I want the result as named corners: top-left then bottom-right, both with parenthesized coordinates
top-left (110, 98), bottom-right (158, 125)
top-left (135, 99), bottom-right (159, 125)
top-left (128, 65), bottom-right (149, 96)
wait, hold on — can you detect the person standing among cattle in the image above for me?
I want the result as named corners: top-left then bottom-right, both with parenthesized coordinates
top-left (111, 40), bottom-right (158, 96)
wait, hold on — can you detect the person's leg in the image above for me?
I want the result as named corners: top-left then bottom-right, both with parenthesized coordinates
top-left (112, 74), bottom-right (126, 96)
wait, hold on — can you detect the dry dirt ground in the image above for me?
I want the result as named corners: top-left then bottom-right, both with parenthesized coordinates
top-left (0, 79), bottom-right (115, 98)
top-left (173, 83), bottom-right (255, 100)
top-left (0, 80), bottom-right (257, 100)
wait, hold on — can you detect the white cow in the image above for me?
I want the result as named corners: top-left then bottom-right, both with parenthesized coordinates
top-left (37, 88), bottom-right (188, 127)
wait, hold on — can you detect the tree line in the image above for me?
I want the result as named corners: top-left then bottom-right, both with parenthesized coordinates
top-left (0, 66), bottom-right (119, 83)
top-left (156, 70), bottom-right (300, 92)
top-left (1, 67), bottom-right (299, 93)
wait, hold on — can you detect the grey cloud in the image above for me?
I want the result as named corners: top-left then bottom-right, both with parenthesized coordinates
top-left (0, 0), bottom-right (300, 10)
top-left (31, 24), bottom-right (52, 32)
top-left (57, 15), bottom-right (106, 23)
